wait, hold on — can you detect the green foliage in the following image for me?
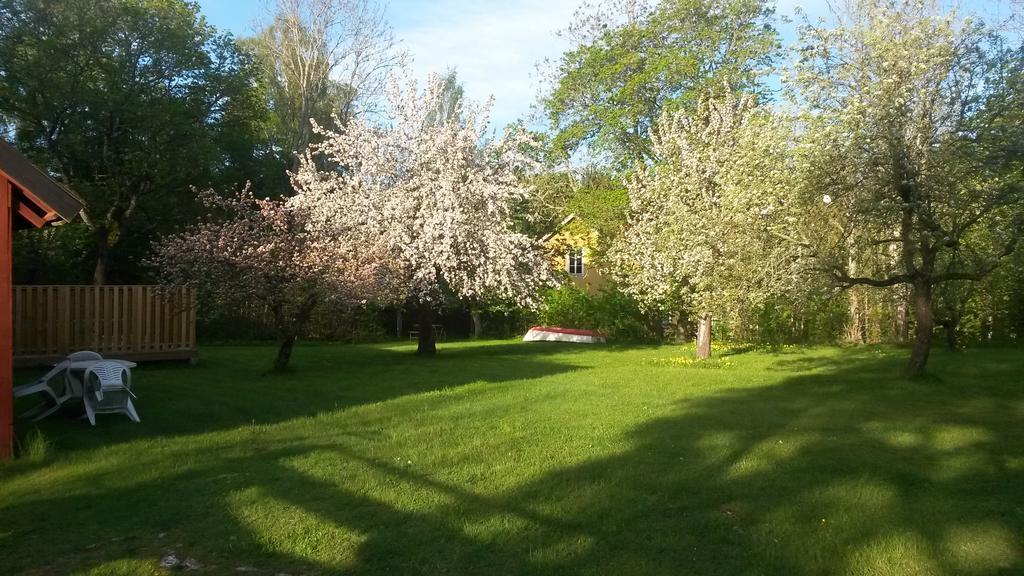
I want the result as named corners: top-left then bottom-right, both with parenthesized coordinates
top-left (718, 292), bottom-right (848, 345)
top-left (542, 0), bottom-right (779, 168)
top-left (539, 284), bottom-right (661, 341)
top-left (522, 171), bottom-right (576, 238)
top-left (0, 0), bottom-right (273, 282)
top-left (538, 284), bottom-right (595, 330)
top-left (954, 247), bottom-right (1024, 344)
top-left (565, 173), bottom-right (629, 251)
top-left (198, 301), bottom-right (390, 344)
top-left (525, 168), bottom-right (627, 252)
top-left (11, 225), bottom-right (93, 284)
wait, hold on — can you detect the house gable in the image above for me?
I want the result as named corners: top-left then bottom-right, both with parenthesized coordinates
top-left (541, 213), bottom-right (607, 294)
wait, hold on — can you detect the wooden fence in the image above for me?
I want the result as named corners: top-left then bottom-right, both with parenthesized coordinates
top-left (12, 285), bottom-right (197, 366)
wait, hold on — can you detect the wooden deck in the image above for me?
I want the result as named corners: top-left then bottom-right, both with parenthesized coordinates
top-left (13, 285), bottom-right (197, 367)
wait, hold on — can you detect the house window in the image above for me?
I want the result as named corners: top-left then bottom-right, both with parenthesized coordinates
top-left (567, 247), bottom-right (585, 276)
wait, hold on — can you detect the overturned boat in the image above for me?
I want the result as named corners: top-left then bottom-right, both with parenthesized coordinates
top-left (523, 326), bottom-right (606, 344)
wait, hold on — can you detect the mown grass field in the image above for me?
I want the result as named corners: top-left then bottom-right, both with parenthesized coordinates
top-left (2, 340), bottom-right (1022, 575)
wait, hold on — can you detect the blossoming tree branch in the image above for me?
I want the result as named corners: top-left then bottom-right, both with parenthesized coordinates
top-left (152, 187), bottom-right (391, 371)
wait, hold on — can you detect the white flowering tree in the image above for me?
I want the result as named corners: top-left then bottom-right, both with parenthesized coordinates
top-left (610, 89), bottom-right (799, 358)
top-left (151, 187), bottom-right (390, 371)
top-left (291, 72), bottom-right (557, 355)
top-left (789, 0), bottom-right (1023, 376)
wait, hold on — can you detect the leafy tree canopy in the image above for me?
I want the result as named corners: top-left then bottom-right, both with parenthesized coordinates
top-left (541, 0), bottom-right (779, 169)
top-left (0, 0), bottom-right (271, 283)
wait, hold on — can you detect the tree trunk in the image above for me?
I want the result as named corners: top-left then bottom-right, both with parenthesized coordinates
top-left (944, 323), bottom-right (958, 351)
top-left (845, 288), bottom-right (865, 344)
top-left (649, 310), bottom-right (665, 342)
top-left (696, 314), bottom-right (712, 359)
top-left (470, 309), bottom-right (482, 340)
top-left (669, 311), bottom-right (689, 343)
top-left (939, 309), bottom-right (961, 352)
top-left (93, 226), bottom-right (110, 285)
top-left (844, 256), bottom-right (865, 343)
top-left (269, 291), bottom-right (317, 372)
top-left (894, 286), bottom-right (910, 342)
top-left (416, 306), bottom-right (437, 356)
top-left (907, 281), bottom-right (934, 377)
top-left (274, 335), bottom-right (296, 372)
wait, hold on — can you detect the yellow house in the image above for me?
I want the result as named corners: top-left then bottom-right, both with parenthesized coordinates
top-left (541, 214), bottom-right (607, 295)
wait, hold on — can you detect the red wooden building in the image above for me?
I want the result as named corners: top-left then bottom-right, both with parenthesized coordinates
top-left (0, 141), bottom-right (84, 458)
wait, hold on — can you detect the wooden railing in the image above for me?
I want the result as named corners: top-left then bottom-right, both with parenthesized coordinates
top-left (13, 285), bottom-right (197, 366)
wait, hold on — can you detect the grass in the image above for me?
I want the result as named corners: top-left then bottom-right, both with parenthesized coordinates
top-left (1, 340), bottom-right (1022, 575)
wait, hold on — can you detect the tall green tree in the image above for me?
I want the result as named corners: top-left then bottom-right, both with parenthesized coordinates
top-left (0, 0), bottom-right (269, 284)
top-left (541, 0), bottom-right (778, 168)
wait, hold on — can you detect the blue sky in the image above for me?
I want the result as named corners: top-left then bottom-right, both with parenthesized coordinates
top-left (197, 0), bottom-right (1019, 130)
top-left (199, 0), bottom-right (584, 129)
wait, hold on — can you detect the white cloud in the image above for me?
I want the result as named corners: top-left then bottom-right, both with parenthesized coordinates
top-left (391, 0), bottom-right (580, 130)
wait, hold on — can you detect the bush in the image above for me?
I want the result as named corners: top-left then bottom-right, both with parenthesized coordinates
top-left (539, 285), bottom-right (662, 342)
top-left (198, 301), bottom-right (389, 344)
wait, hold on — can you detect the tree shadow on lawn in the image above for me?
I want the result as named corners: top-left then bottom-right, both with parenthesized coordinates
top-left (11, 340), bottom-right (593, 455)
top-left (312, 349), bottom-right (1023, 575)
top-left (3, 346), bottom-right (1023, 575)
top-left (502, 355), bottom-right (1024, 575)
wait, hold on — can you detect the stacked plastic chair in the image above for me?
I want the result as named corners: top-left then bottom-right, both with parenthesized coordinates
top-left (82, 361), bottom-right (140, 425)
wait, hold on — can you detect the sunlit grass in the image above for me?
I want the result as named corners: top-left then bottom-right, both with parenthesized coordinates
top-left (1, 340), bottom-right (1021, 575)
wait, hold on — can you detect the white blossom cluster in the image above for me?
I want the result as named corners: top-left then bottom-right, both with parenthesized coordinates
top-left (609, 89), bottom-right (801, 318)
top-left (290, 71), bottom-right (558, 308)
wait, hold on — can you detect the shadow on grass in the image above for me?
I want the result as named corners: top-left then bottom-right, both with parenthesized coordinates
top-left (10, 341), bottom-right (591, 454)
top-left (497, 353), bottom-right (1024, 574)
top-left (2, 345), bottom-right (1022, 575)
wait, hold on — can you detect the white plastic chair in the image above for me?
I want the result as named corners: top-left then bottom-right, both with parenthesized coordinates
top-left (14, 350), bottom-right (105, 422)
top-left (14, 361), bottom-right (72, 421)
top-left (81, 361), bottom-right (140, 425)
top-left (64, 351), bottom-right (103, 397)
top-left (67, 351), bottom-right (104, 361)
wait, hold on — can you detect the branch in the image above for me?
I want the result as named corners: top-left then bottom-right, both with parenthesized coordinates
top-left (932, 270), bottom-right (991, 282)
top-left (932, 226), bottom-right (1023, 284)
top-left (831, 270), bottom-right (913, 288)
top-left (770, 229), bottom-right (813, 250)
top-left (868, 237), bottom-right (903, 246)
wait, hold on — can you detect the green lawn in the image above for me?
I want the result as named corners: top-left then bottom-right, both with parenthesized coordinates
top-left (2, 341), bottom-right (1022, 575)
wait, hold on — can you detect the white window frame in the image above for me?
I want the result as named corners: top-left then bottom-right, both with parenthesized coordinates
top-left (567, 247), bottom-right (585, 276)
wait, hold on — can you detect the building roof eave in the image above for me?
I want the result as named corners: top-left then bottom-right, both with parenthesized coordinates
top-left (540, 213), bottom-right (578, 243)
top-left (0, 140), bottom-right (84, 224)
